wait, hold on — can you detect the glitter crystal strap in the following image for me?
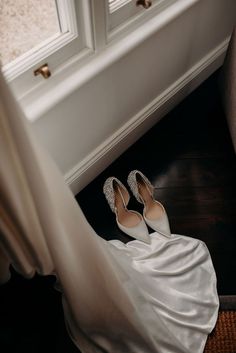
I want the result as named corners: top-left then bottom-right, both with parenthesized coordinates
top-left (103, 177), bottom-right (129, 213)
top-left (127, 170), bottom-right (154, 203)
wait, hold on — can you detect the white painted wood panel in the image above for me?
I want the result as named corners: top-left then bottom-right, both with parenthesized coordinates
top-left (25, 0), bottom-right (236, 194)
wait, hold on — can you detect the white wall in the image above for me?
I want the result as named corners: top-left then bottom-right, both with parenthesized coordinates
top-left (27, 0), bottom-right (236, 194)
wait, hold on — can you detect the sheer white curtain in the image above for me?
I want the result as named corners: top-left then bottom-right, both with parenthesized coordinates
top-left (0, 69), bottom-right (219, 353)
top-left (221, 26), bottom-right (236, 152)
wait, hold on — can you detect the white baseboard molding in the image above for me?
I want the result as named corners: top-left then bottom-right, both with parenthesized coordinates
top-left (65, 38), bottom-right (229, 195)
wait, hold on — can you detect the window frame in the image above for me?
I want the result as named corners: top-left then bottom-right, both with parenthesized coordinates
top-left (106, 0), bottom-right (178, 42)
top-left (2, 0), bottom-right (94, 99)
top-left (2, 0), bottom-right (179, 106)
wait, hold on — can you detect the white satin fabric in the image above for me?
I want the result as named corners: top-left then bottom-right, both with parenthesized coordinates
top-left (0, 68), bottom-right (218, 353)
top-left (109, 233), bottom-right (219, 353)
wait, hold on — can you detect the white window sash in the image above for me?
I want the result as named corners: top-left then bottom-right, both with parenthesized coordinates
top-left (3, 0), bottom-right (93, 99)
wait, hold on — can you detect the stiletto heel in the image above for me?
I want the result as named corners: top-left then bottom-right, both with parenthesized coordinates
top-left (103, 177), bottom-right (150, 243)
top-left (127, 170), bottom-right (171, 237)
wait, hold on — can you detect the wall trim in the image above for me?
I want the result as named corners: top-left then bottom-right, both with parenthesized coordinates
top-left (65, 37), bottom-right (229, 195)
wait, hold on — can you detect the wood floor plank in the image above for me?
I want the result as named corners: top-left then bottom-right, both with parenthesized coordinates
top-left (155, 186), bottom-right (236, 218)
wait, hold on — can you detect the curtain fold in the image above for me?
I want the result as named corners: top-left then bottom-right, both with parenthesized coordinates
top-left (221, 26), bottom-right (236, 152)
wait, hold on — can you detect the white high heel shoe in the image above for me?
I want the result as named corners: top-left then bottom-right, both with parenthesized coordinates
top-left (127, 170), bottom-right (171, 237)
top-left (103, 177), bottom-right (150, 243)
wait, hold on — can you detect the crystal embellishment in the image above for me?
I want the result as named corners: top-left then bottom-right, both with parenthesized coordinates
top-left (127, 170), bottom-right (154, 203)
top-left (103, 177), bottom-right (129, 213)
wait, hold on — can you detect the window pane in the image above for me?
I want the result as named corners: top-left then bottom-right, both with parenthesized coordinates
top-left (0, 0), bottom-right (61, 65)
top-left (108, 0), bottom-right (132, 13)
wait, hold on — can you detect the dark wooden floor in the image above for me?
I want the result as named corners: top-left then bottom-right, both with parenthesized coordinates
top-left (77, 70), bottom-right (236, 296)
top-left (0, 70), bottom-right (236, 353)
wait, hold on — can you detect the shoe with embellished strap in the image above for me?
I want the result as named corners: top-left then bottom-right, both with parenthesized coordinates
top-left (103, 177), bottom-right (150, 243)
top-left (127, 170), bottom-right (171, 237)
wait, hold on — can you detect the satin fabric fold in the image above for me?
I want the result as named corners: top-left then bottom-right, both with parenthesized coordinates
top-left (110, 233), bottom-right (219, 352)
top-left (0, 69), bottom-right (218, 353)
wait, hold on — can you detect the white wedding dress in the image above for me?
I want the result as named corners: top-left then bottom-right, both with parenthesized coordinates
top-left (108, 232), bottom-right (219, 353)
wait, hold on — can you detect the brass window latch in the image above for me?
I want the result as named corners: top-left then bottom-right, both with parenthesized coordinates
top-left (34, 63), bottom-right (51, 79)
top-left (136, 0), bottom-right (152, 9)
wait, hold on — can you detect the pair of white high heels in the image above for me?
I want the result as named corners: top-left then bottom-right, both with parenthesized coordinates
top-left (103, 170), bottom-right (171, 243)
